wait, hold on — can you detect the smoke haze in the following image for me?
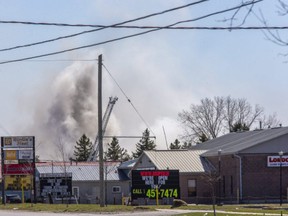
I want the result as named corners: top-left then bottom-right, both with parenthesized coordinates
top-left (30, 61), bottom-right (117, 160)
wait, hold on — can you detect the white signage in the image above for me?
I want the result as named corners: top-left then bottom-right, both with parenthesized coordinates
top-left (19, 150), bottom-right (33, 160)
top-left (3, 136), bottom-right (34, 148)
top-left (4, 160), bottom-right (18, 164)
top-left (267, 155), bottom-right (288, 167)
top-left (40, 172), bottom-right (72, 178)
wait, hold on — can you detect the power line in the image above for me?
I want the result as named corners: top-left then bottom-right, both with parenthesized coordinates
top-left (0, 1), bottom-right (208, 28)
top-left (0, 0), bottom-right (262, 65)
top-left (2, 19), bottom-right (287, 30)
top-left (24, 59), bottom-right (97, 62)
top-left (0, 0), bottom-right (208, 53)
top-left (102, 63), bottom-right (155, 137)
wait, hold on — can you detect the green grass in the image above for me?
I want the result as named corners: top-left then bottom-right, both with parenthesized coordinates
top-left (0, 203), bottom-right (287, 215)
top-left (0, 203), bottom-right (156, 213)
top-left (172, 204), bottom-right (288, 215)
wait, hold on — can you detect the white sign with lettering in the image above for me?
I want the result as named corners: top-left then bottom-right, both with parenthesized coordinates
top-left (19, 150), bottom-right (33, 160)
top-left (267, 155), bottom-right (288, 167)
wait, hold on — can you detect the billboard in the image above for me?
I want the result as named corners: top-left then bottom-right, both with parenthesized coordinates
top-left (131, 170), bottom-right (180, 200)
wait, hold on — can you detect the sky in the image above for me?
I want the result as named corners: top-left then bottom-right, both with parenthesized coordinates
top-left (0, 0), bottom-right (287, 160)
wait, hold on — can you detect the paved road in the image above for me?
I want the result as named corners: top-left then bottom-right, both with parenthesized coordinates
top-left (1, 209), bottom-right (285, 216)
top-left (0, 209), bottom-right (193, 216)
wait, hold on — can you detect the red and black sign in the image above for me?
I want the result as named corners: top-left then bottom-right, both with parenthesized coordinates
top-left (131, 170), bottom-right (180, 200)
top-left (3, 164), bottom-right (34, 175)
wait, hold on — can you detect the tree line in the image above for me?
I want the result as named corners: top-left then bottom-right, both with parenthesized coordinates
top-left (73, 96), bottom-right (280, 162)
top-left (73, 128), bottom-right (157, 162)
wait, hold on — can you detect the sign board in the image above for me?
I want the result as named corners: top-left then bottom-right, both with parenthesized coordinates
top-left (19, 150), bottom-right (33, 160)
top-left (1, 136), bottom-right (36, 204)
top-left (4, 160), bottom-right (18, 165)
top-left (131, 170), bottom-right (180, 200)
top-left (4, 150), bottom-right (17, 160)
top-left (40, 172), bottom-right (72, 178)
top-left (5, 175), bottom-right (32, 190)
top-left (3, 164), bottom-right (34, 175)
top-left (40, 174), bottom-right (72, 197)
top-left (267, 156), bottom-right (288, 167)
top-left (2, 136), bottom-right (34, 148)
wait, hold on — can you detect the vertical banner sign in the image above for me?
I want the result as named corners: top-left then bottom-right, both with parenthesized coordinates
top-left (131, 170), bottom-right (180, 200)
top-left (1, 136), bottom-right (35, 204)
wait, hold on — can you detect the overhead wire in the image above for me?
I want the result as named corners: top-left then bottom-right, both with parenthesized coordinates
top-left (102, 63), bottom-right (155, 136)
top-left (0, 0), bottom-right (208, 53)
top-left (1, 21), bottom-right (287, 30)
top-left (0, 0), bottom-right (262, 65)
top-left (0, 1), bottom-right (208, 28)
top-left (24, 59), bottom-right (98, 62)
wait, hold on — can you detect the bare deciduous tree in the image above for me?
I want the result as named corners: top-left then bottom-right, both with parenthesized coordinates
top-left (259, 113), bottom-right (281, 128)
top-left (178, 96), bottom-right (278, 143)
top-left (178, 97), bottom-right (226, 142)
top-left (252, 1), bottom-right (288, 58)
top-left (201, 170), bottom-right (220, 216)
top-left (56, 136), bottom-right (70, 206)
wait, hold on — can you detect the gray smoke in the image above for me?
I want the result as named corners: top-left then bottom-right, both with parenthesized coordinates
top-left (47, 63), bottom-right (97, 139)
top-left (31, 61), bottom-right (105, 160)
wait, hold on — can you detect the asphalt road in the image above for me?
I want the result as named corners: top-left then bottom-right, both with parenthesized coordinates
top-left (0, 209), bottom-right (193, 216)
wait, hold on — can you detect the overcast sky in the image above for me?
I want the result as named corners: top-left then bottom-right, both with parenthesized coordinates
top-left (0, 0), bottom-right (287, 160)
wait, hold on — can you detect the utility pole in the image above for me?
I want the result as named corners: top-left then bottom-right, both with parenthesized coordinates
top-left (98, 54), bottom-right (104, 207)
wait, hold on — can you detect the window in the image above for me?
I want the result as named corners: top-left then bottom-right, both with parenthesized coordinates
top-left (112, 186), bottom-right (121, 193)
top-left (187, 179), bottom-right (196, 197)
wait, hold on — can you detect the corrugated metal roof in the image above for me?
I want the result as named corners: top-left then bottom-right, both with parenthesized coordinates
top-left (118, 159), bottom-right (138, 169)
top-left (193, 127), bottom-right (288, 157)
top-left (143, 150), bottom-right (213, 173)
top-left (36, 161), bottom-right (124, 181)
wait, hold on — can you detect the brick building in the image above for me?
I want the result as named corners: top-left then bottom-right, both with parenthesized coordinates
top-left (134, 127), bottom-right (288, 204)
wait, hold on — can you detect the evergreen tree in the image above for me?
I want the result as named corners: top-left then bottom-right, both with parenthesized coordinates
top-left (170, 139), bottom-right (181, 149)
top-left (230, 122), bottom-right (250, 132)
top-left (197, 133), bottom-right (209, 144)
top-left (120, 149), bottom-right (131, 162)
top-left (105, 137), bottom-right (131, 161)
top-left (73, 134), bottom-right (93, 161)
top-left (181, 142), bottom-right (192, 149)
top-left (132, 128), bottom-right (156, 158)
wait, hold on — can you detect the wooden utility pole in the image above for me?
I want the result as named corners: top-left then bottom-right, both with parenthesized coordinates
top-left (98, 54), bottom-right (105, 207)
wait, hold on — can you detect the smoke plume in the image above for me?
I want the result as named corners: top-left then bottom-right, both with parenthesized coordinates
top-left (31, 61), bottom-right (106, 160)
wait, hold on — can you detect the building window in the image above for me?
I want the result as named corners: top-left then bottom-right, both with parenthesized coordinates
top-left (112, 186), bottom-right (121, 193)
top-left (187, 179), bottom-right (196, 197)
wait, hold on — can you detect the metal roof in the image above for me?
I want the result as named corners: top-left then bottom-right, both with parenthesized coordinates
top-left (118, 159), bottom-right (138, 169)
top-left (36, 161), bottom-right (125, 181)
top-left (143, 150), bottom-right (214, 173)
top-left (192, 127), bottom-right (288, 157)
